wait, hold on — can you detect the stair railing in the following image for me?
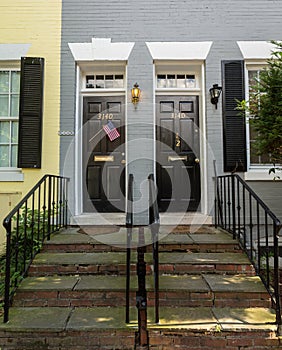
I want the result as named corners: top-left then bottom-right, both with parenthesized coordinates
top-left (215, 174), bottom-right (282, 334)
top-left (2, 174), bottom-right (69, 323)
top-left (148, 173), bottom-right (160, 323)
top-left (125, 173), bottom-right (134, 324)
top-left (125, 174), bottom-right (160, 348)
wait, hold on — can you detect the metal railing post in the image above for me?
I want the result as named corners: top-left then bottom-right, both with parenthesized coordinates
top-left (47, 176), bottom-right (52, 240)
top-left (273, 223), bottom-right (282, 334)
top-left (231, 175), bottom-right (236, 239)
top-left (3, 220), bottom-right (11, 323)
top-left (125, 174), bottom-right (133, 324)
top-left (136, 227), bottom-right (149, 348)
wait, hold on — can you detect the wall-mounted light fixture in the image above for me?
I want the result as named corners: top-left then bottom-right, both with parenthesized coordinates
top-left (209, 84), bottom-right (222, 109)
top-left (131, 83), bottom-right (141, 107)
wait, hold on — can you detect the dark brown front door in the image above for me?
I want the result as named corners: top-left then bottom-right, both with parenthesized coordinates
top-left (83, 96), bottom-right (125, 212)
top-left (156, 95), bottom-right (201, 212)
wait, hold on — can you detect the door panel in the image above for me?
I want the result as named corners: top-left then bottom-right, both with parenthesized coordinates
top-left (156, 95), bottom-right (201, 212)
top-left (83, 96), bottom-right (125, 212)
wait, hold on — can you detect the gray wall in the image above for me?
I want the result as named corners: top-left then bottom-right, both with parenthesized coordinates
top-left (61, 0), bottom-right (282, 222)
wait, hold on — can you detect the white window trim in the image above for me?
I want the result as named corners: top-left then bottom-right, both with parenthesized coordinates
top-left (154, 61), bottom-right (202, 94)
top-left (243, 61), bottom-right (281, 181)
top-left (0, 169), bottom-right (24, 182)
top-left (0, 66), bottom-right (23, 180)
top-left (71, 61), bottom-right (127, 216)
top-left (153, 60), bottom-right (209, 215)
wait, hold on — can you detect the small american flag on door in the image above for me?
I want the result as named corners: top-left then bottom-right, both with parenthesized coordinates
top-left (103, 121), bottom-right (120, 141)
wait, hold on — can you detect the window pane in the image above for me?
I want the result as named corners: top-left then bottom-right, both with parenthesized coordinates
top-left (248, 70), bottom-right (258, 89)
top-left (250, 150), bottom-right (260, 165)
top-left (0, 145), bottom-right (9, 167)
top-left (0, 95), bottom-right (9, 116)
top-left (177, 75), bottom-right (186, 88)
top-left (95, 75), bottom-right (105, 88)
top-left (11, 94), bottom-right (19, 116)
top-left (86, 75), bottom-right (95, 88)
top-left (186, 75), bottom-right (196, 88)
top-left (12, 121), bottom-right (18, 143)
top-left (167, 74), bottom-right (176, 88)
top-left (260, 153), bottom-right (271, 164)
top-left (11, 145), bottom-right (18, 167)
top-left (157, 75), bottom-right (166, 88)
top-left (0, 121), bottom-right (10, 143)
top-left (114, 75), bottom-right (124, 88)
top-left (0, 71), bottom-right (9, 93)
top-left (11, 71), bottom-right (20, 93)
top-left (105, 75), bottom-right (114, 88)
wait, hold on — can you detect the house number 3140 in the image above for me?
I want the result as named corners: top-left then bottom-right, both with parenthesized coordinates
top-left (97, 113), bottom-right (113, 120)
top-left (171, 113), bottom-right (186, 119)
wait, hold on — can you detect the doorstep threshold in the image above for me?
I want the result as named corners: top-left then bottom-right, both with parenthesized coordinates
top-left (70, 212), bottom-right (212, 226)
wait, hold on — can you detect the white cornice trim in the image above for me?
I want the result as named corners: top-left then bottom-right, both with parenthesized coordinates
top-left (68, 38), bottom-right (135, 61)
top-left (237, 41), bottom-right (277, 60)
top-left (146, 41), bottom-right (213, 60)
top-left (0, 44), bottom-right (31, 60)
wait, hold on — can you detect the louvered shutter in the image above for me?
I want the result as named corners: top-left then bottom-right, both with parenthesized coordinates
top-left (18, 57), bottom-right (44, 168)
top-left (222, 60), bottom-right (247, 172)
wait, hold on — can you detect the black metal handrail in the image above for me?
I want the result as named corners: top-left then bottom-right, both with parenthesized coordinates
top-left (1, 174), bottom-right (69, 323)
top-left (125, 174), bottom-right (160, 348)
top-left (148, 173), bottom-right (160, 323)
top-left (215, 174), bottom-right (282, 333)
top-left (125, 173), bottom-right (134, 323)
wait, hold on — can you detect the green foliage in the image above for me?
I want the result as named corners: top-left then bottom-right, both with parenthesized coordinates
top-left (0, 208), bottom-right (47, 305)
top-left (237, 41), bottom-right (282, 176)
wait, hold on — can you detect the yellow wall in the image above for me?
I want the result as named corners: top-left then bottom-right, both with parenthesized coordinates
top-left (0, 0), bottom-right (62, 245)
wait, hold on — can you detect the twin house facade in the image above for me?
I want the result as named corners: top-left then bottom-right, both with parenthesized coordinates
top-left (1, 0), bottom-right (282, 235)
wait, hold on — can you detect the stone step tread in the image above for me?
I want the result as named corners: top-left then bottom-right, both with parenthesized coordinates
top-left (32, 251), bottom-right (250, 266)
top-left (0, 306), bottom-right (276, 332)
top-left (46, 227), bottom-right (236, 247)
top-left (17, 274), bottom-right (268, 294)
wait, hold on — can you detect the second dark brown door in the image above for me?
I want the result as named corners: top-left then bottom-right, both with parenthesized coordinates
top-left (156, 95), bottom-right (201, 212)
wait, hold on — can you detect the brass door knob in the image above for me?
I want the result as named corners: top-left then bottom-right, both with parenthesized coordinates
top-left (195, 158), bottom-right (200, 163)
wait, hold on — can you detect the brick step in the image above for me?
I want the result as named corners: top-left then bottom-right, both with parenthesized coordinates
top-left (13, 274), bottom-right (271, 308)
top-left (0, 306), bottom-right (279, 350)
top-left (28, 251), bottom-right (256, 277)
top-left (43, 227), bottom-right (241, 253)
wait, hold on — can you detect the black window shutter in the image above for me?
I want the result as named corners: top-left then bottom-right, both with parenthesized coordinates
top-left (18, 57), bottom-right (44, 168)
top-left (222, 60), bottom-right (247, 172)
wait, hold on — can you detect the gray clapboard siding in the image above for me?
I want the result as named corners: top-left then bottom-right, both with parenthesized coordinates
top-left (61, 0), bottom-right (282, 221)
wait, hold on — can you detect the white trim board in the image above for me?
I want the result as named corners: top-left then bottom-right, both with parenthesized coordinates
top-left (237, 41), bottom-right (277, 60)
top-left (0, 44), bottom-right (31, 60)
top-left (146, 42), bottom-right (213, 60)
top-left (69, 38), bottom-right (135, 61)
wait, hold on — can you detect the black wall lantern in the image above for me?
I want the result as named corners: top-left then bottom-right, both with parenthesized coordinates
top-left (209, 84), bottom-right (222, 109)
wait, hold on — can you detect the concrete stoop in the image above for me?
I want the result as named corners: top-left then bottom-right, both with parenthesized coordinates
top-left (0, 225), bottom-right (281, 350)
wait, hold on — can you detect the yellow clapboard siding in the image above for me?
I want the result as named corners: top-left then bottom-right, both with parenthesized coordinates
top-left (0, 0), bottom-right (62, 205)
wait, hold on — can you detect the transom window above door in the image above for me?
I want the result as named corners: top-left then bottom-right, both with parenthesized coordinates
top-left (85, 74), bottom-right (124, 89)
top-left (157, 74), bottom-right (196, 89)
top-left (155, 64), bottom-right (201, 91)
top-left (80, 61), bottom-right (126, 92)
